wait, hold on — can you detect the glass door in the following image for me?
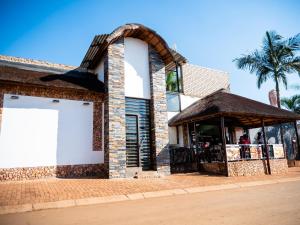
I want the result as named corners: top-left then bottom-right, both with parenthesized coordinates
top-left (125, 97), bottom-right (152, 170)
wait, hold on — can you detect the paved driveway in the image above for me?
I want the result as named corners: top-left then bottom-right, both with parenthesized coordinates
top-left (1, 180), bottom-right (300, 225)
top-left (1, 168), bottom-right (300, 207)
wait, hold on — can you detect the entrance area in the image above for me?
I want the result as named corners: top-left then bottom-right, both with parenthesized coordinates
top-left (189, 123), bottom-right (224, 163)
top-left (125, 97), bottom-right (152, 170)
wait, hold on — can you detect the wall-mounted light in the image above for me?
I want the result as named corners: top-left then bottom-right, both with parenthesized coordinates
top-left (83, 102), bottom-right (90, 106)
top-left (52, 99), bottom-right (60, 103)
top-left (10, 95), bottom-right (19, 100)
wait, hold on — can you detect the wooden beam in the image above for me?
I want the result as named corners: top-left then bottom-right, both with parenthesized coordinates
top-left (279, 125), bottom-right (286, 158)
top-left (294, 121), bottom-right (300, 159)
top-left (221, 117), bottom-right (229, 176)
top-left (176, 125), bottom-right (179, 145)
top-left (262, 119), bottom-right (271, 175)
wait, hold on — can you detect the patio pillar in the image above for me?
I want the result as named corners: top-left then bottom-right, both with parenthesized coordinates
top-left (220, 116), bottom-right (229, 176)
top-left (261, 119), bottom-right (271, 175)
top-left (279, 125), bottom-right (286, 158)
top-left (294, 121), bottom-right (300, 159)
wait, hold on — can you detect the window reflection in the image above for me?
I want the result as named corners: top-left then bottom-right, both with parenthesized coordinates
top-left (167, 93), bottom-right (180, 112)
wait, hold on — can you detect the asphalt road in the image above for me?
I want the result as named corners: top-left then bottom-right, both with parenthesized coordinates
top-left (1, 180), bottom-right (300, 225)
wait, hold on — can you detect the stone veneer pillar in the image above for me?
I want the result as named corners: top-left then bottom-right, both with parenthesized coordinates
top-left (104, 38), bottom-right (126, 178)
top-left (148, 46), bottom-right (170, 175)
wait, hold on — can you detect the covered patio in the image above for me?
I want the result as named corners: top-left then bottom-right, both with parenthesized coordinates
top-left (169, 90), bottom-right (300, 176)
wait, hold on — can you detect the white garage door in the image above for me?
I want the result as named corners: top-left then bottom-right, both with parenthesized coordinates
top-left (0, 94), bottom-right (104, 168)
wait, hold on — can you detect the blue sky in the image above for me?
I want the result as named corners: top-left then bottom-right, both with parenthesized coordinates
top-left (1, 0), bottom-right (299, 104)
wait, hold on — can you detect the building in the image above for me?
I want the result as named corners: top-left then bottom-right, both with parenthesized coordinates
top-left (0, 23), bottom-right (299, 181)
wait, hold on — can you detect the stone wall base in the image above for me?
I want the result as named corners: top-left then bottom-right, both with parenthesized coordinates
top-left (171, 159), bottom-right (288, 177)
top-left (0, 164), bottom-right (107, 181)
top-left (228, 159), bottom-right (288, 176)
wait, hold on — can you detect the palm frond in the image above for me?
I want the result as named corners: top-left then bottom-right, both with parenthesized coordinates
top-left (283, 33), bottom-right (300, 51)
top-left (281, 56), bottom-right (300, 75)
top-left (234, 50), bottom-right (272, 89)
top-left (281, 95), bottom-right (300, 113)
top-left (257, 72), bottom-right (268, 88)
top-left (277, 72), bottom-right (288, 89)
top-left (263, 31), bottom-right (283, 61)
top-left (263, 31), bottom-right (282, 49)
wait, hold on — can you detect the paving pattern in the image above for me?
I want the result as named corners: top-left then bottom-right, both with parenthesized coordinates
top-left (1, 168), bottom-right (300, 207)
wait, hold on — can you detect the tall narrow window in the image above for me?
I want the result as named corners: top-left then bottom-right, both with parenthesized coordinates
top-left (166, 64), bottom-right (182, 93)
top-left (176, 64), bottom-right (183, 93)
top-left (166, 63), bottom-right (182, 112)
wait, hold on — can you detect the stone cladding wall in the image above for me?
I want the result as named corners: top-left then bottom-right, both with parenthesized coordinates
top-left (228, 159), bottom-right (288, 176)
top-left (149, 46), bottom-right (170, 175)
top-left (182, 63), bottom-right (230, 98)
top-left (103, 38), bottom-right (127, 178)
top-left (0, 164), bottom-right (106, 181)
top-left (102, 41), bottom-right (171, 178)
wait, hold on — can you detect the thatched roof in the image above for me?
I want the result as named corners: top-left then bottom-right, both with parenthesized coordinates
top-left (80, 23), bottom-right (186, 69)
top-left (0, 65), bottom-right (106, 93)
top-left (0, 55), bottom-right (76, 72)
top-left (169, 90), bottom-right (300, 127)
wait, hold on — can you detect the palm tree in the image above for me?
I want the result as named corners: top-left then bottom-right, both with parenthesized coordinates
top-left (281, 95), bottom-right (300, 113)
top-left (234, 31), bottom-right (300, 108)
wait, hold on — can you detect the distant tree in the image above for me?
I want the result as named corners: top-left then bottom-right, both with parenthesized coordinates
top-left (290, 84), bottom-right (300, 90)
top-left (166, 71), bottom-right (178, 92)
top-left (281, 95), bottom-right (300, 113)
top-left (234, 31), bottom-right (300, 108)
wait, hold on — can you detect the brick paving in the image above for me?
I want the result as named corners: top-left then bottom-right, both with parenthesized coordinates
top-left (1, 167), bottom-right (300, 207)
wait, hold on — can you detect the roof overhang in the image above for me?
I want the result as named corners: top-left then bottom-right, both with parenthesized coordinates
top-left (169, 91), bottom-right (300, 128)
top-left (80, 23), bottom-right (186, 70)
top-left (170, 112), bottom-right (298, 128)
top-left (0, 65), bottom-right (106, 93)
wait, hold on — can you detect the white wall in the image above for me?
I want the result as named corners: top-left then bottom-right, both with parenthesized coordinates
top-left (0, 94), bottom-right (104, 168)
top-left (168, 126), bottom-right (177, 145)
top-left (180, 94), bottom-right (200, 110)
top-left (168, 125), bottom-right (184, 147)
top-left (168, 126), bottom-right (185, 146)
top-left (124, 37), bottom-right (150, 99)
top-left (178, 125), bottom-right (184, 146)
top-left (234, 127), bottom-right (244, 144)
top-left (95, 59), bottom-right (104, 82)
top-left (167, 112), bottom-right (179, 145)
top-left (168, 111), bottom-right (179, 120)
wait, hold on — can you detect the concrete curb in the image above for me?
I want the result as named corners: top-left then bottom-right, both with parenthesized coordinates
top-left (1, 176), bottom-right (300, 215)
